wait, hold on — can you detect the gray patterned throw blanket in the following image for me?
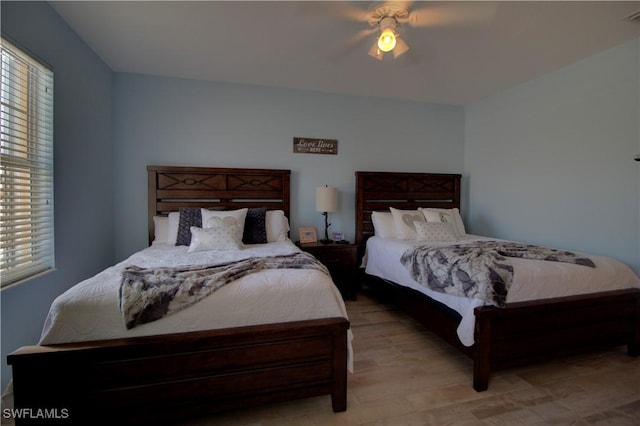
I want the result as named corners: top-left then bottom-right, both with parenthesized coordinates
top-left (119, 252), bottom-right (329, 329)
top-left (400, 241), bottom-right (595, 308)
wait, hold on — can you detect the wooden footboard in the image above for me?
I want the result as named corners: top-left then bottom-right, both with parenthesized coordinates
top-left (8, 318), bottom-right (349, 425)
top-left (364, 273), bottom-right (640, 392)
top-left (473, 288), bottom-right (640, 391)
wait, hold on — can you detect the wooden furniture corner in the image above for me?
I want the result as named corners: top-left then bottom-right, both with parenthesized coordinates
top-left (297, 242), bottom-right (359, 300)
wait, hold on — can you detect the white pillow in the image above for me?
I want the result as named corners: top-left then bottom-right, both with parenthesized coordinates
top-left (167, 211), bottom-right (180, 244)
top-left (266, 210), bottom-right (290, 242)
top-left (389, 207), bottom-right (425, 240)
top-left (371, 211), bottom-right (395, 239)
top-left (201, 208), bottom-right (248, 241)
top-left (415, 221), bottom-right (457, 242)
top-left (152, 216), bottom-right (169, 244)
top-left (188, 224), bottom-right (243, 252)
top-left (419, 208), bottom-right (466, 237)
top-left (421, 209), bottom-right (442, 223)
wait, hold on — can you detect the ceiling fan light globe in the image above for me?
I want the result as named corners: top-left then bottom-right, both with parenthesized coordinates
top-left (377, 29), bottom-right (396, 52)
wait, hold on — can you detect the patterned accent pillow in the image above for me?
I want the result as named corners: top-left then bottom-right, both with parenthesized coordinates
top-left (175, 207), bottom-right (202, 246)
top-left (390, 207), bottom-right (425, 240)
top-left (420, 207), bottom-right (466, 237)
top-left (243, 208), bottom-right (267, 244)
top-left (415, 221), bottom-right (457, 242)
top-left (187, 223), bottom-right (243, 252)
top-left (421, 208), bottom-right (457, 235)
top-left (201, 208), bottom-right (248, 241)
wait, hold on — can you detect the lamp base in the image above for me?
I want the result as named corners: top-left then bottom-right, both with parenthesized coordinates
top-left (321, 211), bottom-right (333, 245)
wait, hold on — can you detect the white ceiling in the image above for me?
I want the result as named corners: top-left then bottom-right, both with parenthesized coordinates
top-left (49, 1), bottom-right (640, 106)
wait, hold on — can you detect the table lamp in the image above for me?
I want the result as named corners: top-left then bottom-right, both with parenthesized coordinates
top-left (316, 186), bottom-right (338, 244)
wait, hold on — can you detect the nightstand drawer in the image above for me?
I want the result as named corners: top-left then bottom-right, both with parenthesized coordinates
top-left (313, 249), bottom-right (356, 265)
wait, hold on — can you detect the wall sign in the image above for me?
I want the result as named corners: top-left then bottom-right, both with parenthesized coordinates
top-left (293, 137), bottom-right (338, 155)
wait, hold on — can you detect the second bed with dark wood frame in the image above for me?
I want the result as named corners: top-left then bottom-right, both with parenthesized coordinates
top-left (7, 166), bottom-right (349, 425)
top-left (355, 170), bottom-right (640, 391)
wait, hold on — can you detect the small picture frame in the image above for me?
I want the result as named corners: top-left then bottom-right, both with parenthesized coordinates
top-left (298, 227), bottom-right (318, 244)
top-left (332, 232), bottom-right (344, 242)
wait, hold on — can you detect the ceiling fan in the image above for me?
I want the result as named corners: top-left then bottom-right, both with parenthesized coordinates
top-left (367, 2), bottom-right (411, 60)
top-left (367, 2), bottom-right (409, 61)
top-left (315, 1), bottom-right (498, 62)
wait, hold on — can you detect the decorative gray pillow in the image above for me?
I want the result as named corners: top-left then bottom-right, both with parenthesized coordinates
top-left (175, 207), bottom-right (202, 246)
top-left (243, 207), bottom-right (267, 244)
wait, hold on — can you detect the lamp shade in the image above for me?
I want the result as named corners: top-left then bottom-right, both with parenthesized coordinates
top-left (316, 186), bottom-right (338, 213)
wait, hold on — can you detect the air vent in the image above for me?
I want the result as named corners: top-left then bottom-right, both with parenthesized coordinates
top-left (623, 10), bottom-right (640, 22)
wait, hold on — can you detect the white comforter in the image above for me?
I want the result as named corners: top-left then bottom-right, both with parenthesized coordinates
top-left (364, 235), bottom-right (640, 346)
top-left (41, 240), bottom-right (352, 369)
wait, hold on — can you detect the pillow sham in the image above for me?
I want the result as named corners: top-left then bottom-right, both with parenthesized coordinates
top-left (419, 207), bottom-right (466, 237)
top-left (201, 208), bottom-right (248, 241)
top-left (371, 211), bottom-right (396, 239)
top-left (265, 210), bottom-right (290, 242)
top-left (389, 207), bottom-right (425, 240)
top-left (176, 207), bottom-right (203, 246)
top-left (421, 209), bottom-right (443, 223)
top-left (187, 223), bottom-right (243, 252)
top-left (152, 216), bottom-right (169, 244)
top-left (415, 221), bottom-right (457, 242)
top-left (167, 211), bottom-right (180, 245)
top-left (243, 207), bottom-right (267, 244)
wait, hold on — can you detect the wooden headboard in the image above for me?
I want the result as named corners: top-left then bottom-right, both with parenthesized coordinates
top-left (147, 166), bottom-right (291, 244)
top-left (355, 171), bottom-right (461, 247)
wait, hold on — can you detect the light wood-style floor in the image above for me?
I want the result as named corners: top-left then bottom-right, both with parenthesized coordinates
top-left (181, 291), bottom-right (640, 425)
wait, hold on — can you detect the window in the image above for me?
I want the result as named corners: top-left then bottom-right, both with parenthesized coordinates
top-left (1, 37), bottom-right (54, 288)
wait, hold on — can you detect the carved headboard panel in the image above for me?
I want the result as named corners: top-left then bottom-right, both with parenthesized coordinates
top-left (147, 166), bottom-right (291, 244)
top-left (355, 171), bottom-right (461, 247)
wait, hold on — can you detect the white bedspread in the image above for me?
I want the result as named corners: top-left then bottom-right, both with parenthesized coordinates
top-left (364, 235), bottom-right (640, 346)
top-left (40, 240), bottom-right (353, 369)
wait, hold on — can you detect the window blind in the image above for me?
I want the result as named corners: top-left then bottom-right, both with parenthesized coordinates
top-left (1, 38), bottom-right (54, 287)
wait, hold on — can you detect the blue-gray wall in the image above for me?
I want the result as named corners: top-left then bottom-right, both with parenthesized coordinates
top-left (113, 74), bottom-right (465, 259)
top-left (1, 2), bottom-right (114, 390)
top-left (465, 38), bottom-right (640, 274)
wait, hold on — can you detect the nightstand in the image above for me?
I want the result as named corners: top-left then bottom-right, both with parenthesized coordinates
top-left (297, 241), bottom-right (359, 300)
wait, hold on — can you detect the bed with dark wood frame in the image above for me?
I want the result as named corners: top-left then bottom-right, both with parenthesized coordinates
top-left (7, 166), bottom-right (349, 425)
top-left (355, 170), bottom-right (640, 391)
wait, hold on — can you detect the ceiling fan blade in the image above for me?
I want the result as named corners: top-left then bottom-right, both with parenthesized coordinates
top-left (296, 1), bottom-right (369, 23)
top-left (330, 28), bottom-right (378, 62)
top-left (403, 2), bottom-right (498, 28)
